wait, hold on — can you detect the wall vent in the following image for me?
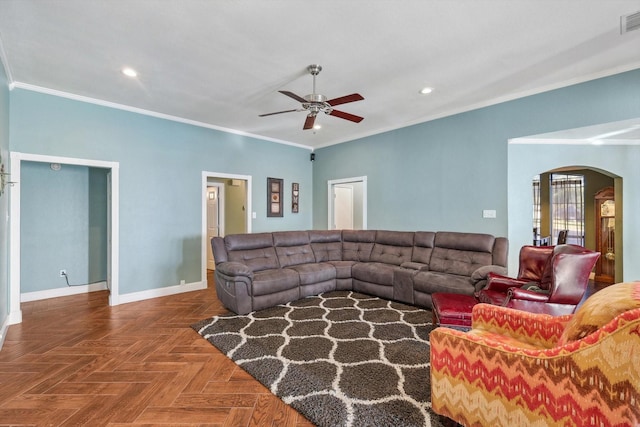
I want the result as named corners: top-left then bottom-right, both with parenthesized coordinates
top-left (621, 10), bottom-right (640, 34)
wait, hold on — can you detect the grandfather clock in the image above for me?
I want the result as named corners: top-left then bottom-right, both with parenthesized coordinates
top-left (594, 187), bottom-right (615, 284)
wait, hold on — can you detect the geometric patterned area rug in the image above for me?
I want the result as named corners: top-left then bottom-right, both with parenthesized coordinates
top-left (192, 291), bottom-right (444, 427)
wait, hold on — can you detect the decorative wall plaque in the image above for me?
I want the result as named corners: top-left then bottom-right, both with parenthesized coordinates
top-left (267, 177), bottom-right (283, 217)
top-left (292, 182), bottom-right (299, 213)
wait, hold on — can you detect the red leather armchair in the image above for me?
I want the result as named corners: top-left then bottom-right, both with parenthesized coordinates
top-left (476, 244), bottom-right (600, 316)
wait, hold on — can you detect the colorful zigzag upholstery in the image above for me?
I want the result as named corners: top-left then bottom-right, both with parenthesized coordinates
top-left (430, 282), bottom-right (640, 426)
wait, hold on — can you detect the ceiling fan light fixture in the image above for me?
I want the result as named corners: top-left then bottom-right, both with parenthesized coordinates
top-left (121, 67), bottom-right (138, 78)
top-left (259, 65), bottom-right (364, 129)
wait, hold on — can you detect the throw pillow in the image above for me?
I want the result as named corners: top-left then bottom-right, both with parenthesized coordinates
top-left (558, 281), bottom-right (640, 345)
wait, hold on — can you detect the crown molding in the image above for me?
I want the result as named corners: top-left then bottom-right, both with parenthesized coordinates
top-left (10, 82), bottom-right (313, 151)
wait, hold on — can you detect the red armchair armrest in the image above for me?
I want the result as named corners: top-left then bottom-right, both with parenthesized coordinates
top-left (507, 287), bottom-right (551, 302)
top-left (484, 272), bottom-right (530, 293)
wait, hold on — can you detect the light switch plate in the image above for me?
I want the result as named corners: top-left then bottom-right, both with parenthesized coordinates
top-left (483, 209), bottom-right (497, 218)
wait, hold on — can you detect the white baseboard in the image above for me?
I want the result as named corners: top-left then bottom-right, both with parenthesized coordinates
top-left (21, 281), bottom-right (109, 303)
top-left (0, 316), bottom-right (9, 350)
top-left (118, 281), bottom-right (207, 305)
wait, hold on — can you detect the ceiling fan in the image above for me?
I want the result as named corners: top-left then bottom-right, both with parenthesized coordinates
top-left (259, 64), bottom-right (364, 130)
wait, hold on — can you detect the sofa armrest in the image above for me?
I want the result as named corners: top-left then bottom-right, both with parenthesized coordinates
top-left (471, 265), bottom-right (507, 282)
top-left (471, 303), bottom-right (570, 347)
top-left (507, 287), bottom-right (550, 302)
top-left (400, 261), bottom-right (429, 271)
top-left (483, 273), bottom-right (530, 292)
top-left (215, 261), bottom-right (254, 279)
top-left (471, 265), bottom-right (508, 291)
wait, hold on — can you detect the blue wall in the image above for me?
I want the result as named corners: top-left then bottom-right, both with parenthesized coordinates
top-left (20, 162), bottom-right (108, 292)
top-left (4, 67), bottom-right (640, 316)
top-left (314, 68), bottom-right (640, 278)
top-left (10, 90), bottom-right (314, 295)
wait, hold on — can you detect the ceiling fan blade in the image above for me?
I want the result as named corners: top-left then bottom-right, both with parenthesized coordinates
top-left (279, 90), bottom-right (307, 103)
top-left (259, 109), bottom-right (299, 117)
top-left (328, 109), bottom-right (364, 123)
top-left (327, 93), bottom-right (364, 106)
top-left (303, 114), bottom-right (316, 130)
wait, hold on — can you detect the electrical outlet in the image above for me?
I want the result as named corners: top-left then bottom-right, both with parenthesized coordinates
top-left (59, 269), bottom-right (67, 277)
top-left (180, 279), bottom-right (186, 285)
top-left (482, 209), bottom-right (497, 219)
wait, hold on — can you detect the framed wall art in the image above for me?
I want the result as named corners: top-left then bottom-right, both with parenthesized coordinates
top-left (267, 177), bottom-right (283, 217)
top-left (292, 182), bottom-right (299, 213)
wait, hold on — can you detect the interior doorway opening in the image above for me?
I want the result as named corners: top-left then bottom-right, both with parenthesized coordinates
top-left (201, 172), bottom-right (251, 279)
top-left (9, 152), bottom-right (120, 325)
top-left (328, 176), bottom-right (367, 230)
top-left (531, 166), bottom-right (622, 283)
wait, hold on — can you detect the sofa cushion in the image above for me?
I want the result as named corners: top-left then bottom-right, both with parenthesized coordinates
top-left (273, 231), bottom-right (315, 267)
top-left (412, 231), bottom-right (436, 265)
top-left (225, 233), bottom-right (279, 272)
top-left (429, 247), bottom-right (493, 277)
top-left (328, 260), bottom-right (356, 279)
top-left (309, 230), bottom-right (343, 261)
top-left (413, 271), bottom-right (474, 295)
top-left (287, 263), bottom-right (336, 285)
top-left (352, 262), bottom-right (396, 285)
top-left (342, 230), bottom-right (376, 262)
top-left (252, 268), bottom-right (300, 296)
top-left (435, 231), bottom-right (496, 253)
top-left (369, 231), bottom-right (414, 266)
top-left (429, 232), bottom-right (496, 277)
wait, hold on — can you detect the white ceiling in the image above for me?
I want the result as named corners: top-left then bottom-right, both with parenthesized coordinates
top-left (1, 0), bottom-right (639, 150)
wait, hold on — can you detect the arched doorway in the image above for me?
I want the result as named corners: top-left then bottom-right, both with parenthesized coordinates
top-left (530, 166), bottom-right (622, 283)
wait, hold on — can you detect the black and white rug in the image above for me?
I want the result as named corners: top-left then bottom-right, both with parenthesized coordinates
top-left (192, 291), bottom-right (443, 427)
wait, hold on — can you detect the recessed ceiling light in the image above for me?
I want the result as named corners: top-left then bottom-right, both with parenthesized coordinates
top-left (420, 87), bottom-right (433, 95)
top-left (121, 67), bottom-right (138, 78)
top-left (313, 124), bottom-right (322, 130)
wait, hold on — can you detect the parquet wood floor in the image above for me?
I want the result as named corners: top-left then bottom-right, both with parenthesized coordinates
top-left (0, 273), bottom-right (314, 426)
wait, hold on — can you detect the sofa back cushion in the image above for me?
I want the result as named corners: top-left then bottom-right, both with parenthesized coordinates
top-left (309, 230), bottom-right (343, 262)
top-left (342, 230), bottom-right (376, 262)
top-left (273, 231), bottom-right (315, 267)
top-left (225, 232), bottom-right (279, 272)
top-left (211, 236), bottom-right (228, 264)
top-left (429, 232), bottom-right (495, 277)
top-left (369, 230), bottom-right (414, 266)
top-left (492, 237), bottom-right (509, 267)
top-left (413, 231), bottom-right (436, 265)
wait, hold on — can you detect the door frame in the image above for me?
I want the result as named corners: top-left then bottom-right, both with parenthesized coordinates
top-left (206, 182), bottom-right (225, 270)
top-left (201, 171), bottom-right (251, 282)
top-left (9, 152), bottom-right (120, 325)
top-left (327, 176), bottom-right (367, 230)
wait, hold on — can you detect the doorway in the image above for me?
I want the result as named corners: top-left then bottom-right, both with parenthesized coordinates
top-left (328, 176), bottom-right (367, 230)
top-left (206, 183), bottom-right (224, 270)
top-left (201, 172), bottom-right (251, 279)
top-left (8, 152), bottom-right (120, 325)
top-left (530, 167), bottom-right (622, 283)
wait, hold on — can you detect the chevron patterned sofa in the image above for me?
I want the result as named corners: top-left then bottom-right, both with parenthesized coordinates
top-left (211, 229), bottom-right (508, 314)
top-left (430, 281), bottom-right (640, 427)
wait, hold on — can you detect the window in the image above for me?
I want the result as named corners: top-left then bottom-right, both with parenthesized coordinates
top-left (532, 173), bottom-right (585, 246)
top-left (551, 174), bottom-right (584, 246)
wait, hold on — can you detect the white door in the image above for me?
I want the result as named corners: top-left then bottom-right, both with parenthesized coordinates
top-left (207, 184), bottom-right (223, 270)
top-left (334, 185), bottom-right (354, 229)
top-left (328, 176), bottom-right (367, 230)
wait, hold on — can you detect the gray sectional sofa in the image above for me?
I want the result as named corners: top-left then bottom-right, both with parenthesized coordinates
top-left (211, 230), bottom-right (508, 314)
